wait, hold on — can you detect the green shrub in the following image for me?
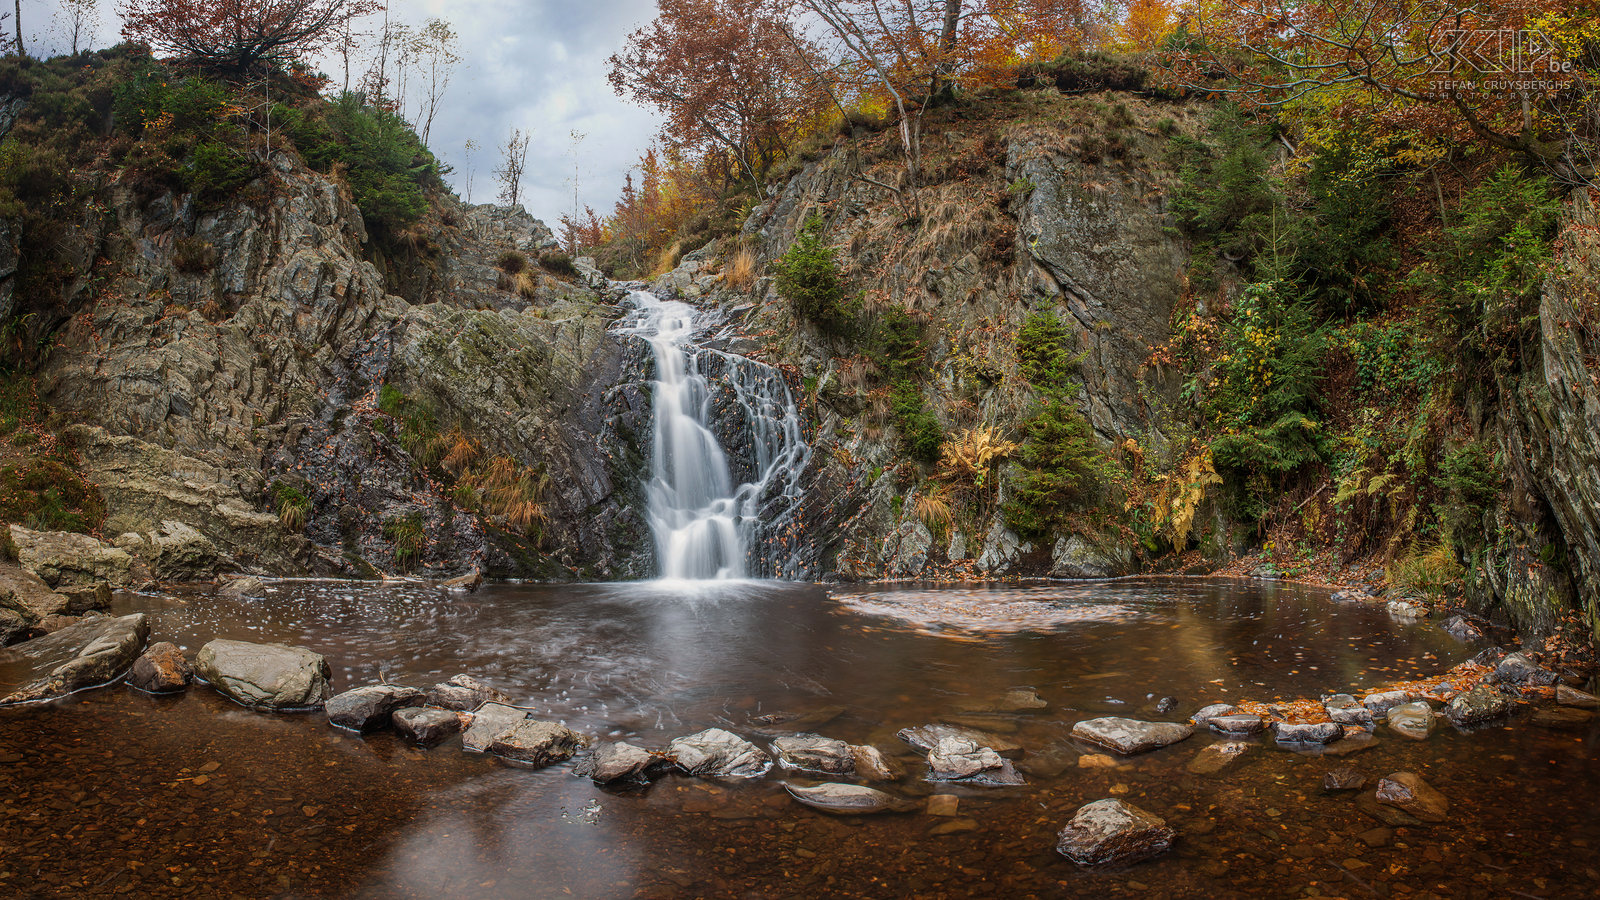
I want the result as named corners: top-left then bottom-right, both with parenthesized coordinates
top-left (271, 482), bottom-right (311, 531)
top-left (890, 380), bottom-right (942, 463)
top-left (0, 524), bottom-right (15, 563)
top-left (1433, 441), bottom-right (1501, 544)
top-left (538, 250), bottom-right (579, 278)
top-left (1168, 107), bottom-right (1282, 288)
top-left (775, 215), bottom-right (854, 334)
top-left (188, 140), bottom-right (256, 201)
top-left (384, 512), bottom-right (426, 568)
top-left (1015, 310), bottom-right (1077, 388)
top-left (1293, 137), bottom-right (1396, 313)
top-left (1003, 397), bottom-right (1108, 539)
top-left (496, 250), bottom-right (528, 274)
top-left (1343, 320), bottom-right (1442, 397)
top-left (0, 458), bottom-right (106, 534)
top-left (286, 92), bottom-right (437, 233)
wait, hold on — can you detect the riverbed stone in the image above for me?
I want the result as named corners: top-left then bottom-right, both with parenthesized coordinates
top-left (1357, 789), bottom-right (1424, 827)
top-left (574, 742), bottom-right (668, 784)
top-left (58, 583), bottom-right (112, 615)
top-left (392, 707), bottom-right (463, 747)
top-left (1444, 685), bottom-right (1514, 726)
top-left (1327, 705), bottom-right (1376, 729)
top-left (0, 613), bottom-right (149, 704)
top-left (126, 641), bottom-right (192, 693)
top-left (1186, 741), bottom-right (1252, 775)
top-left (1055, 799), bottom-right (1176, 867)
top-left (1557, 684), bottom-right (1600, 709)
top-left (1207, 714), bottom-right (1265, 736)
top-left (1494, 653), bottom-right (1558, 686)
top-left (850, 743), bottom-right (899, 781)
top-left (1072, 717), bottom-right (1194, 755)
top-left (461, 702), bottom-right (531, 752)
top-left (488, 719), bottom-right (584, 767)
top-left (425, 674), bottom-right (513, 711)
top-left (1441, 615), bottom-right (1484, 641)
top-left (1362, 690), bottom-right (1413, 715)
top-left (1386, 702), bottom-right (1436, 740)
top-left (218, 576), bottom-right (264, 599)
top-left (897, 723), bottom-right (1022, 757)
top-left (926, 736), bottom-right (1025, 785)
top-left (1272, 722), bottom-right (1344, 745)
top-left (194, 639), bottom-right (332, 709)
top-left (1323, 766), bottom-right (1366, 792)
top-left (783, 782), bottom-right (913, 815)
top-left (669, 728), bottom-right (772, 778)
top-left (1190, 703), bottom-right (1237, 727)
top-left (1376, 772), bottom-right (1449, 823)
top-left (326, 684), bottom-right (425, 732)
top-left (773, 734), bottom-right (855, 774)
top-left (1528, 706), bottom-right (1595, 729)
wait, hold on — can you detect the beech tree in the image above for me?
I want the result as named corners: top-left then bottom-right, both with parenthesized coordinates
top-left (57, 0), bottom-right (100, 55)
top-left (119, 0), bottom-right (382, 72)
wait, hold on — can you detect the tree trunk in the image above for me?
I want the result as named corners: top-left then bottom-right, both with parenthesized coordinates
top-left (13, 0), bottom-right (22, 57)
top-left (931, 0), bottom-right (961, 94)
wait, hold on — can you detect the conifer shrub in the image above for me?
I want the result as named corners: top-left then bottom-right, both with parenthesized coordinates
top-left (1003, 396), bottom-right (1107, 539)
top-left (774, 215), bottom-right (855, 335)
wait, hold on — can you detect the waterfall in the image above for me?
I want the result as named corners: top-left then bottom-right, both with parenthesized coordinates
top-left (621, 291), bottom-right (810, 581)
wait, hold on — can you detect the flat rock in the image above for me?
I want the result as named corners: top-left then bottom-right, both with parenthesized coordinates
top-left (1528, 706), bottom-right (1595, 729)
top-left (0, 613), bottom-right (149, 704)
top-left (1190, 703), bottom-right (1237, 727)
top-left (1494, 653), bottom-right (1558, 686)
top-left (1375, 771), bottom-right (1448, 823)
top-left (1186, 741), bottom-right (1252, 775)
top-left (668, 728), bottom-right (772, 778)
top-left (126, 641), bottom-right (192, 693)
top-left (574, 742), bottom-right (668, 784)
top-left (1323, 766), bottom-right (1366, 792)
top-left (392, 707), bottom-right (463, 747)
top-left (425, 674), bottom-right (513, 711)
top-left (1072, 717), bottom-right (1194, 755)
top-left (1386, 702), bottom-right (1436, 740)
top-left (898, 723), bottom-right (1022, 757)
top-left (218, 576), bottom-right (264, 599)
top-left (489, 719), bottom-right (583, 767)
top-left (1357, 789), bottom-right (1423, 827)
top-left (1444, 685), bottom-right (1513, 727)
top-left (783, 782), bottom-right (914, 815)
top-left (1207, 714), bottom-right (1265, 735)
top-left (926, 736), bottom-right (1026, 785)
top-left (1362, 691), bottom-right (1413, 716)
top-left (1271, 721), bottom-right (1344, 745)
top-left (326, 684), bottom-right (425, 732)
top-left (461, 702), bottom-right (531, 752)
top-left (1326, 705), bottom-right (1375, 729)
top-left (1055, 799), bottom-right (1176, 867)
top-left (1556, 684), bottom-right (1599, 709)
top-left (772, 734), bottom-right (855, 774)
top-left (996, 689), bottom-right (1048, 711)
top-left (194, 639), bottom-right (331, 710)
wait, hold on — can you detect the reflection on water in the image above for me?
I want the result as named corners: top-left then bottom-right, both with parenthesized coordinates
top-left (0, 577), bottom-right (1595, 898)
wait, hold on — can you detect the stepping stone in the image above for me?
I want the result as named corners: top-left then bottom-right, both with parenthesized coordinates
top-left (1055, 800), bottom-right (1176, 867)
top-left (1071, 717), bottom-right (1194, 755)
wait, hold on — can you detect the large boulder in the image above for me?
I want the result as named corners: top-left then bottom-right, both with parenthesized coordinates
top-left (114, 521), bottom-right (224, 581)
top-left (326, 684), bottom-right (425, 732)
top-left (487, 719), bottom-right (584, 767)
top-left (194, 639), bottom-right (332, 709)
top-left (926, 736), bottom-right (1025, 785)
top-left (0, 613), bottom-right (149, 704)
top-left (1071, 717), bottom-right (1193, 755)
top-left (126, 641), bottom-right (193, 693)
top-left (1445, 685), bottom-right (1513, 726)
top-left (461, 702), bottom-right (531, 752)
top-left (573, 742), bottom-right (670, 785)
top-left (0, 564), bottom-right (69, 643)
top-left (1493, 653), bottom-right (1558, 686)
top-left (668, 728), bottom-right (772, 778)
top-left (9, 525), bottom-right (132, 588)
top-left (1050, 534), bottom-right (1132, 578)
top-left (1055, 799), bottom-right (1177, 867)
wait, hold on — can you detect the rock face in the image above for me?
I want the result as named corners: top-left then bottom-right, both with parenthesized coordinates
top-left (1055, 799), bottom-right (1176, 867)
top-left (326, 685), bottom-right (425, 732)
top-left (9, 526), bottom-right (132, 588)
top-left (1071, 717), bottom-right (1194, 755)
top-left (783, 782), bottom-right (913, 815)
top-left (193, 639), bottom-right (332, 710)
top-left (393, 707), bottom-right (463, 747)
top-left (668, 728), bottom-right (772, 778)
top-left (1376, 772), bottom-right (1449, 823)
top-left (0, 564), bottom-right (70, 644)
top-left (487, 719), bottom-right (584, 767)
top-left (1444, 685), bottom-right (1514, 726)
top-left (126, 641), bottom-right (192, 693)
top-left (0, 613), bottom-right (149, 704)
top-left (573, 742), bottom-right (668, 784)
top-left (425, 674), bottom-right (513, 711)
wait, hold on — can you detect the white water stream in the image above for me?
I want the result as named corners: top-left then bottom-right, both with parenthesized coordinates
top-left (621, 291), bottom-right (810, 580)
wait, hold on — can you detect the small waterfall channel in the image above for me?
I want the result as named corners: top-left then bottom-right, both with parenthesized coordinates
top-left (619, 291), bottom-right (810, 580)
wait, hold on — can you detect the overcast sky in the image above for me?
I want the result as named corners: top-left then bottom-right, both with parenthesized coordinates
top-left (24, 0), bottom-right (664, 226)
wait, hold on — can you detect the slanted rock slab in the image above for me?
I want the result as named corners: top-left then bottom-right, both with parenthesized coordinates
top-left (425, 674), bottom-right (513, 711)
top-left (0, 613), bottom-right (149, 705)
top-left (898, 723), bottom-right (1023, 757)
top-left (194, 639), bottom-right (331, 710)
top-left (1557, 684), bottom-right (1599, 709)
top-left (1072, 717), bottom-right (1194, 755)
top-left (393, 707), bottom-right (463, 747)
top-left (488, 719), bottom-right (584, 768)
top-left (126, 641), bottom-right (192, 693)
top-left (1207, 714), bottom-right (1265, 736)
top-left (1362, 691), bottom-right (1413, 716)
top-left (1186, 741), bottom-right (1252, 776)
top-left (574, 742), bottom-right (668, 784)
top-left (772, 734), bottom-right (855, 774)
top-left (668, 728), bottom-right (772, 778)
top-left (1272, 721), bottom-right (1344, 745)
top-left (326, 684), bottom-right (425, 732)
top-left (1375, 772), bottom-right (1448, 823)
top-left (849, 743), bottom-right (900, 781)
top-left (926, 736), bottom-right (1025, 785)
top-left (784, 782), bottom-right (914, 815)
top-left (1055, 799), bottom-right (1176, 867)
top-left (1189, 703), bottom-right (1237, 727)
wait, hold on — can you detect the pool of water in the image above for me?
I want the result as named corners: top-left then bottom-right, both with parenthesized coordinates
top-left (1, 577), bottom-right (1596, 898)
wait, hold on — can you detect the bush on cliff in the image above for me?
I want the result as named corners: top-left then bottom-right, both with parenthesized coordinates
top-left (775, 215), bottom-right (855, 335)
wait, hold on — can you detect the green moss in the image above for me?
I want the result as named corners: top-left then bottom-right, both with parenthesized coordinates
top-left (0, 458), bottom-right (106, 533)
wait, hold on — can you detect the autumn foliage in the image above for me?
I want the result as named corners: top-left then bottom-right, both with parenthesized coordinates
top-left (119, 0), bottom-right (382, 72)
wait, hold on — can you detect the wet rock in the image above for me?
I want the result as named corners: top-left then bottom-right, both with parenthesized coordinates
top-left (1186, 741), bottom-right (1252, 776)
top-left (1361, 690), bottom-right (1413, 716)
top-left (1358, 826), bottom-right (1394, 848)
top-left (1330, 590), bottom-right (1369, 603)
top-left (1326, 705), bottom-right (1375, 729)
top-left (1375, 772), bottom-right (1449, 823)
top-left (772, 734), bottom-right (855, 774)
top-left (0, 613), bottom-right (149, 704)
top-left (58, 583), bottom-right (112, 615)
top-left (926, 794), bottom-right (960, 816)
top-left (1271, 722), bottom-right (1344, 745)
top-left (1323, 766), bottom-right (1366, 792)
top-left (392, 707), bottom-right (463, 747)
top-left (440, 568), bottom-right (483, 593)
top-left (194, 639), bottom-right (332, 710)
top-left (1441, 615), bottom-right (1483, 641)
top-left (1320, 731), bottom-right (1379, 757)
top-left (218, 576), bottom-right (264, 599)
top-left (574, 742), bottom-right (669, 784)
top-left (897, 724), bottom-right (1022, 757)
top-left (997, 689), bottom-right (1048, 711)
top-left (1050, 534), bottom-right (1132, 578)
top-left (126, 641), bottom-right (192, 693)
top-left (425, 674), bottom-right (513, 711)
top-left (1386, 702), bottom-right (1436, 740)
top-left (1444, 685), bottom-right (1514, 726)
top-left (1322, 693), bottom-right (1359, 709)
top-left (1557, 684), bottom-right (1600, 709)
top-left (1153, 696), bottom-right (1178, 715)
top-left (1528, 706), bottom-right (1595, 729)
top-left (1356, 790), bottom-right (1423, 827)
top-left (1471, 646), bottom-right (1507, 667)
top-left (926, 737), bottom-right (1026, 785)
top-left (9, 525), bottom-right (133, 588)
top-left (488, 719), bottom-right (584, 768)
top-left (783, 782), bottom-right (914, 815)
top-left (668, 728), bottom-right (772, 778)
top-left (1071, 717), bottom-right (1194, 755)
top-left (1207, 714), bottom-right (1265, 736)
top-left (929, 817), bottom-right (980, 836)
top-left (461, 702), bottom-right (531, 752)
top-left (1055, 799), bottom-right (1176, 867)
top-left (849, 744), bottom-right (900, 781)
top-left (1387, 599), bottom-right (1429, 618)
top-left (326, 684), bottom-right (425, 732)
top-left (1190, 703), bottom-right (1237, 727)
top-left (1494, 653), bottom-right (1558, 686)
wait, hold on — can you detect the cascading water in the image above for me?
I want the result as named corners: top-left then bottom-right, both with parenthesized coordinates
top-left (621, 291), bottom-right (810, 581)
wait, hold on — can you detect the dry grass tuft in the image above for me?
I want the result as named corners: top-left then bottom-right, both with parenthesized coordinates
top-left (724, 245), bottom-right (758, 291)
